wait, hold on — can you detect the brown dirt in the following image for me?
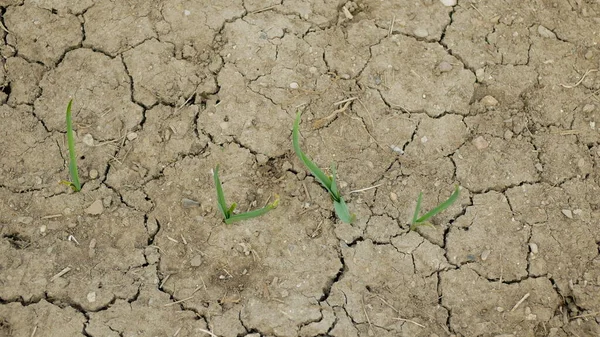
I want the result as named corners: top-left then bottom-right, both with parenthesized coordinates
top-left (1, 1), bottom-right (599, 336)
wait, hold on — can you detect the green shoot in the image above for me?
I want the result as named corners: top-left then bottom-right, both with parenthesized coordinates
top-left (410, 185), bottom-right (460, 231)
top-left (63, 99), bottom-right (81, 192)
top-left (213, 165), bottom-right (279, 224)
top-left (292, 111), bottom-right (354, 223)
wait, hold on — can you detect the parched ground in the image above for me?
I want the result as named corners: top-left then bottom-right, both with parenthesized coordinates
top-left (0, 0), bottom-right (599, 336)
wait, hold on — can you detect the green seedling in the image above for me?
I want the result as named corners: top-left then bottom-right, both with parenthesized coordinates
top-left (61, 99), bottom-right (81, 192)
top-left (293, 111), bottom-right (355, 223)
top-left (410, 185), bottom-right (460, 231)
top-left (213, 165), bottom-right (279, 224)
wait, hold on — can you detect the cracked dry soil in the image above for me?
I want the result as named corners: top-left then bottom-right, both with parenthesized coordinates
top-left (0, 0), bottom-right (599, 336)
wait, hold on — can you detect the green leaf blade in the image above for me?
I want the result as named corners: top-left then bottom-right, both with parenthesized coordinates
top-left (292, 111), bottom-right (333, 192)
top-left (225, 196), bottom-right (279, 224)
top-left (213, 165), bottom-right (230, 219)
top-left (334, 198), bottom-right (355, 224)
top-left (66, 99), bottom-right (81, 192)
top-left (415, 185), bottom-right (460, 225)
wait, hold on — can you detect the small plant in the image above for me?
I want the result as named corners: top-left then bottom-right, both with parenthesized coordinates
top-left (62, 99), bottom-right (81, 192)
top-left (213, 165), bottom-right (279, 224)
top-left (410, 185), bottom-right (460, 231)
top-left (292, 111), bottom-right (355, 223)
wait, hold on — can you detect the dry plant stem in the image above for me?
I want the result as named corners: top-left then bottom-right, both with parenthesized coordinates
top-left (510, 292), bottom-right (530, 312)
top-left (561, 69), bottom-right (598, 88)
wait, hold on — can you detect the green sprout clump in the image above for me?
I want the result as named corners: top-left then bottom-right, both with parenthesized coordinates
top-left (62, 99), bottom-right (81, 192)
top-left (410, 185), bottom-right (460, 231)
top-left (213, 165), bottom-right (279, 224)
top-left (292, 111), bottom-right (354, 224)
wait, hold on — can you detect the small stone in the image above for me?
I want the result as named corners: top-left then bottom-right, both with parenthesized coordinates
top-left (82, 133), bottom-right (94, 146)
top-left (438, 61), bottom-right (453, 72)
top-left (256, 153), bottom-right (269, 165)
top-left (504, 130), bottom-right (514, 140)
top-left (183, 9), bottom-right (191, 16)
top-left (421, 136), bottom-right (428, 143)
top-left (414, 27), bottom-right (429, 38)
top-left (35, 176), bottom-right (42, 185)
top-left (126, 132), bottom-right (138, 141)
top-left (538, 25), bottom-right (556, 39)
top-left (584, 50), bottom-right (594, 60)
top-left (475, 68), bottom-right (485, 82)
top-left (63, 207), bottom-right (73, 215)
top-left (17, 177), bottom-right (25, 184)
top-left (17, 216), bottom-right (33, 224)
top-left (68, 223), bottom-right (77, 229)
top-left (289, 82), bottom-right (299, 89)
top-left (529, 242), bottom-right (539, 254)
top-left (309, 66), bottom-right (317, 74)
top-left (573, 209), bottom-right (583, 216)
top-left (439, 0), bottom-right (457, 6)
top-left (472, 136), bottom-right (489, 150)
top-left (582, 104), bottom-right (595, 113)
top-left (89, 169), bottom-right (99, 179)
top-left (89, 238), bottom-right (97, 249)
top-left (85, 200), bottom-right (104, 215)
top-left (190, 255), bottom-right (203, 267)
top-left (481, 95), bottom-right (498, 107)
top-left (219, 122), bottom-right (229, 130)
top-left (481, 249), bottom-right (491, 261)
top-left (102, 196), bottom-right (112, 208)
top-left (577, 158), bottom-right (585, 168)
top-left (535, 163), bottom-right (544, 172)
top-left (561, 209), bottom-right (573, 219)
top-left (181, 198), bottom-right (200, 208)
top-left (40, 225), bottom-right (46, 233)
top-left (590, 121), bottom-right (595, 129)
top-left (390, 192), bottom-right (398, 202)
top-left (87, 292), bottom-right (96, 303)
top-left (496, 307), bottom-right (504, 312)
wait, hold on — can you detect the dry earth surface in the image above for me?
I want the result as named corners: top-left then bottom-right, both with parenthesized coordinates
top-left (1, 0), bottom-right (599, 336)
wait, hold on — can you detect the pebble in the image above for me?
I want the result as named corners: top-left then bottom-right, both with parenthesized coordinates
top-left (439, 0), bottom-right (457, 6)
top-left (87, 291), bottom-right (96, 303)
top-left (89, 169), bottom-right (99, 179)
top-left (289, 82), bottom-right (299, 89)
top-left (190, 255), bottom-right (203, 267)
top-left (68, 222), bottom-right (77, 229)
top-left (35, 176), bottom-right (42, 185)
top-left (17, 177), bottom-right (25, 184)
top-left (390, 192), bottom-right (398, 202)
top-left (573, 209), bottom-right (583, 216)
top-left (85, 200), bottom-right (104, 215)
top-left (537, 25), bottom-right (556, 39)
top-left (256, 153), bottom-right (269, 165)
top-left (126, 132), bottom-right (138, 141)
top-left (63, 207), bottom-right (73, 215)
top-left (89, 238), bottom-right (97, 249)
top-left (82, 133), bottom-right (94, 146)
top-left (472, 136), bottom-right (489, 150)
top-left (17, 216), bottom-right (33, 224)
top-left (481, 95), bottom-right (499, 107)
top-left (102, 196), bottom-right (112, 208)
top-left (582, 104), bottom-right (595, 113)
top-left (504, 130), bottom-right (514, 140)
top-left (529, 242), bottom-right (539, 254)
top-left (414, 27), bottom-right (429, 38)
top-left (421, 136), bottom-right (428, 143)
top-left (40, 225), bottom-right (46, 233)
top-left (438, 61), bottom-right (453, 72)
top-left (561, 209), bottom-right (573, 219)
top-left (481, 249), bottom-right (491, 261)
top-left (475, 68), bottom-right (485, 82)
top-left (535, 163), bottom-right (544, 172)
top-left (181, 198), bottom-right (200, 208)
